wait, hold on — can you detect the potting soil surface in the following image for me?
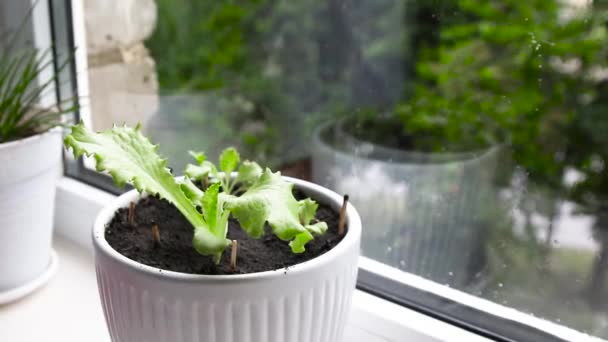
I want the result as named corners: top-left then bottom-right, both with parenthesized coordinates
top-left (105, 190), bottom-right (345, 275)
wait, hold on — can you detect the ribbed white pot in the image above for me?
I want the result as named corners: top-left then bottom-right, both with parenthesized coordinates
top-left (93, 176), bottom-right (361, 342)
top-left (0, 130), bottom-right (62, 291)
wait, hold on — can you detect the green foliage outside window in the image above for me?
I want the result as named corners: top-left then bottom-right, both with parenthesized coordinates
top-left (144, 0), bottom-right (608, 333)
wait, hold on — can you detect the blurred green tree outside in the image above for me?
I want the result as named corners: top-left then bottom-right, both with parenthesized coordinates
top-left (146, 0), bottom-right (408, 166)
top-left (145, 0), bottom-right (608, 335)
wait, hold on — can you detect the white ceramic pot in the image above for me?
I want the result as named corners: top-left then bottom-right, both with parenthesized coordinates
top-left (0, 129), bottom-right (62, 291)
top-left (312, 123), bottom-right (500, 287)
top-left (93, 176), bottom-right (361, 342)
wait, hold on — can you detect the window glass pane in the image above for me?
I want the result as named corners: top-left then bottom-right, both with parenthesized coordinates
top-left (0, 2), bottom-right (33, 47)
top-left (81, 0), bottom-right (608, 338)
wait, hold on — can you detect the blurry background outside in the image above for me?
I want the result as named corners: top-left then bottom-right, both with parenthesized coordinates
top-left (79, 0), bottom-right (608, 338)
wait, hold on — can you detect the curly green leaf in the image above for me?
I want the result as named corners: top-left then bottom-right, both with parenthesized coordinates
top-left (224, 169), bottom-right (313, 253)
top-left (64, 122), bottom-right (230, 257)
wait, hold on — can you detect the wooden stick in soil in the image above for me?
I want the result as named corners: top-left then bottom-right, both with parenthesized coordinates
top-left (230, 240), bottom-right (238, 272)
top-left (338, 194), bottom-right (349, 235)
top-left (151, 224), bottom-right (161, 247)
top-left (128, 202), bottom-right (135, 225)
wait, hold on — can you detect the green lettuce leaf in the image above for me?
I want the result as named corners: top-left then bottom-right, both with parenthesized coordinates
top-left (186, 147), bottom-right (248, 194)
top-left (180, 177), bottom-right (205, 207)
top-left (188, 151), bottom-right (207, 164)
top-left (219, 147), bottom-right (240, 193)
top-left (305, 222), bottom-right (328, 236)
top-left (66, 125), bottom-right (329, 261)
top-left (64, 123), bottom-right (230, 257)
top-left (298, 198), bottom-right (318, 225)
top-left (224, 169), bottom-right (315, 253)
top-left (202, 183), bottom-right (220, 230)
top-left (197, 183), bottom-right (230, 262)
top-left (185, 152), bottom-right (218, 181)
top-left (219, 147), bottom-right (240, 175)
top-left (234, 160), bottom-right (263, 188)
top-left (289, 231), bottom-right (314, 253)
top-left (298, 198), bottom-right (328, 236)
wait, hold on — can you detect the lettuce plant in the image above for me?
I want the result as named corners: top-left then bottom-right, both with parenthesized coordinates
top-left (64, 122), bottom-right (327, 262)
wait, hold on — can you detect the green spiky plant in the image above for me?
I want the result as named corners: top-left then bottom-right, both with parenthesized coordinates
top-left (0, 11), bottom-right (76, 143)
top-left (64, 123), bottom-right (328, 263)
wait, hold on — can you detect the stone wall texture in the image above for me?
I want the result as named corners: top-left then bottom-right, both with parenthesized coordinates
top-left (84, 0), bottom-right (159, 130)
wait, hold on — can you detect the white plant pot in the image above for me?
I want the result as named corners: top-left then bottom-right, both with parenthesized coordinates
top-left (93, 176), bottom-right (361, 342)
top-left (0, 129), bottom-right (62, 291)
top-left (312, 123), bottom-right (500, 287)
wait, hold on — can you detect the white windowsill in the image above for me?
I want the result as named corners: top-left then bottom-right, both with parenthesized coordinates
top-left (4, 176), bottom-right (578, 342)
top-left (0, 177), bottom-right (490, 342)
top-left (0, 234), bottom-right (488, 342)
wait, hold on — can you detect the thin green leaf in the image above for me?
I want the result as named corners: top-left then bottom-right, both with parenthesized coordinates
top-left (189, 150), bottom-right (207, 164)
top-left (219, 147), bottom-right (240, 174)
top-left (289, 231), bottom-right (314, 253)
top-left (0, 43), bottom-right (77, 142)
top-left (219, 147), bottom-right (240, 193)
top-left (297, 198), bottom-right (318, 225)
top-left (202, 183), bottom-right (220, 230)
top-left (185, 161), bottom-right (217, 180)
top-left (235, 160), bottom-right (263, 188)
top-left (305, 222), bottom-right (328, 236)
top-left (180, 177), bottom-right (205, 207)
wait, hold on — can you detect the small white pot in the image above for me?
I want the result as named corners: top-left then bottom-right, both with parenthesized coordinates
top-left (93, 176), bottom-right (361, 342)
top-left (0, 129), bottom-right (62, 291)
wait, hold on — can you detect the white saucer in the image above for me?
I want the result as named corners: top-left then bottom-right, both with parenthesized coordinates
top-left (0, 250), bottom-right (59, 305)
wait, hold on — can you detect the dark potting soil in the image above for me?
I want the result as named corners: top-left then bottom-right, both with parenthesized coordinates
top-left (105, 189), bottom-right (344, 275)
